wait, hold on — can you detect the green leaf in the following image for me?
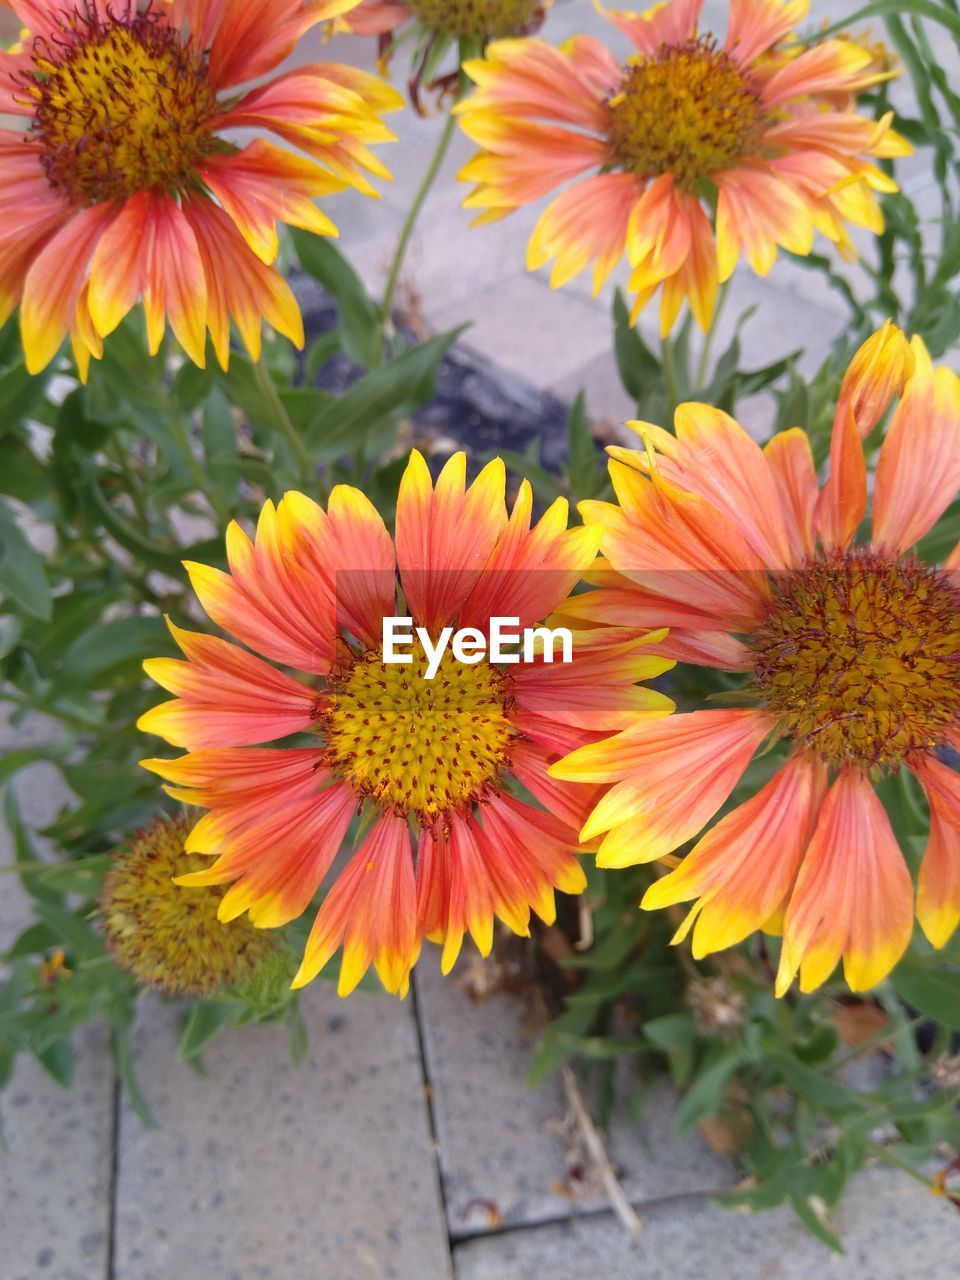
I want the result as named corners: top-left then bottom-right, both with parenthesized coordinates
top-left (291, 229), bottom-right (381, 369)
top-left (0, 359), bottom-right (52, 431)
top-left (34, 1038), bottom-right (74, 1088)
top-left (5, 790), bottom-right (59, 905)
top-left (56, 616), bottom-right (173, 688)
top-left (612, 290), bottom-right (660, 403)
top-left (0, 501), bottom-right (51, 620)
top-left (110, 1008), bottom-right (156, 1128)
top-left (790, 1190), bottom-right (844, 1252)
top-left (177, 1000), bottom-right (240, 1062)
top-left (890, 957), bottom-right (960, 1027)
top-left (768, 1053), bottom-right (861, 1112)
top-left (287, 1003), bottom-right (309, 1067)
top-left (643, 1013), bottom-right (699, 1052)
top-left (305, 328), bottom-right (465, 452)
top-left (674, 1048), bottom-right (742, 1132)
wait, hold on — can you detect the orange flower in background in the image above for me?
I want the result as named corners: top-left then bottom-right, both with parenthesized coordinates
top-left (138, 451), bottom-right (672, 997)
top-left (455, 0), bottom-right (909, 335)
top-left (336, 1), bottom-right (551, 112)
top-left (552, 324), bottom-right (960, 995)
top-left (340, 0), bottom-right (549, 42)
top-left (0, 0), bottom-right (401, 375)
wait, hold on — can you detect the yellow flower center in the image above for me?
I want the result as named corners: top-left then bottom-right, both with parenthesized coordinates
top-left (319, 644), bottom-right (517, 816)
top-left (101, 814), bottom-right (275, 996)
top-left (409, 0), bottom-right (541, 41)
top-left (753, 552), bottom-right (960, 769)
top-left (24, 6), bottom-right (218, 205)
top-left (608, 38), bottom-right (765, 189)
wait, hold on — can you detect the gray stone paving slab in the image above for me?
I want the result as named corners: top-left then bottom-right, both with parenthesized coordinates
top-left (1, 715), bottom-right (115, 1280)
top-left (453, 1164), bottom-right (959, 1280)
top-left (0, 1024), bottom-right (114, 1280)
top-left (112, 991), bottom-right (452, 1280)
top-left (414, 951), bottom-right (734, 1239)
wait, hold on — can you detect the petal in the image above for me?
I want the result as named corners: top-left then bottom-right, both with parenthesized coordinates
top-left (179, 781), bottom-right (357, 929)
top-left (813, 401), bottom-right (866, 553)
top-left (763, 428), bottom-right (818, 562)
top-left (552, 709), bottom-right (774, 865)
top-left (836, 320), bottom-right (914, 439)
top-left (459, 34), bottom-right (618, 134)
top-left (19, 203), bottom-right (117, 373)
top-left (582, 459), bottom-right (771, 629)
top-left (294, 812), bottom-right (420, 996)
top-left (597, 0), bottom-right (702, 55)
top-left (185, 500), bottom-right (338, 674)
top-left (182, 196), bottom-right (304, 367)
top-left (395, 451), bottom-right (507, 631)
top-left (725, 0), bottom-right (809, 65)
top-left (458, 482), bottom-right (602, 632)
top-left (512, 627), bottom-right (675, 730)
top-left (777, 770), bottom-right (914, 995)
top-left (642, 752), bottom-right (827, 957)
top-left (527, 172), bottom-right (642, 293)
top-left (912, 755), bottom-right (960, 950)
top-left (277, 486), bottom-right (396, 649)
top-left (714, 168), bottom-right (813, 282)
top-left (199, 139), bottom-right (343, 265)
top-left (617, 403), bottom-right (796, 568)
top-left (138, 620), bottom-right (317, 749)
top-left (872, 341), bottom-right (960, 553)
top-left (206, 0), bottom-right (356, 87)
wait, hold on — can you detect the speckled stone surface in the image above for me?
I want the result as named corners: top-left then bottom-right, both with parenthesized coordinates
top-left (111, 992), bottom-right (452, 1280)
top-left (0, 1023), bottom-right (114, 1280)
top-left (0, 714), bottom-right (114, 1280)
top-left (453, 1164), bottom-right (959, 1280)
top-left (414, 951), bottom-right (734, 1238)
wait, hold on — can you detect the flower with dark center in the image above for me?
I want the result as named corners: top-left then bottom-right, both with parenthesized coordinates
top-left (552, 323), bottom-right (960, 995)
top-left (455, 0), bottom-right (908, 335)
top-left (0, 0), bottom-right (401, 375)
top-left (139, 451), bottom-right (672, 996)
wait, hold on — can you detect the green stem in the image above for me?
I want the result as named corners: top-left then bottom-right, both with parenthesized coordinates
top-left (864, 1140), bottom-right (936, 1190)
top-left (661, 331), bottom-right (680, 414)
top-left (252, 356), bottom-right (313, 484)
top-left (170, 417), bottom-right (229, 523)
top-left (377, 108), bottom-right (459, 363)
top-left (695, 278), bottom-right (731, 389)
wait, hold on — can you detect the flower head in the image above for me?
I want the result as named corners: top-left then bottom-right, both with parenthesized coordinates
top-left (455, 0), bottom-right (909, 334)
top-left (0, 0), bottom-right (401, 375)
top-left (101, 811), bottom-right (276, 995)
top-left (138, 451), bottom-right (671, 996)
top-left (552, 323), bottom-right (960, 995)
top-left (338, 1), bottom-right (550, 112)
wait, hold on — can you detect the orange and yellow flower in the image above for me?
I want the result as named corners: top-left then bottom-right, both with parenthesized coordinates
top-left (0, 0), bottom-right (401, 375)
top-left (552, 323), bottom-right (960, 995)
top-left (138, 451), bottom-right (672, 997)
top-left (336, 1), bottom-right (551, 112)
top-left (340, 0), bottom-right (549, 43)
top-left (455, 0), bottom-right (909, 334)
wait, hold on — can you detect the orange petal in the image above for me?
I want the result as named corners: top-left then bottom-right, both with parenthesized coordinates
top-left (277, 485), bottom-right (396, 649)
top-left (912, 755), bottom-right (960, 950)
top-left (552, 708), bottom-right (774, 866)
top-left (294, 812), bottom-right (420, 996)
top-left (138, 620), bottom-right (317, 749)
top-left (186, 499), bottom-right (338, 674)
top-left (642, 752), bottom-right (827, 957)
top-left (395, 450), bottom-right (507, 632)
top-left (20, 203), bottom-right (116, 374)
top-left (872, 340), bottom-right (960, 553)
top-left (777, 770), bottom-right (914, 995)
